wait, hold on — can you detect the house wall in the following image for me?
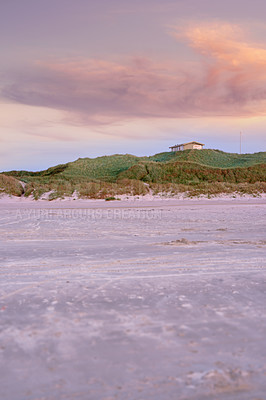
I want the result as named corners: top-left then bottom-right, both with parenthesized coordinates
top-left (183, 143), bottom-right (203, 150)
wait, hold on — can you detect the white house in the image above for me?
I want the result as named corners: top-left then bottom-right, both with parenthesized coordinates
top-left (169, 141), bottom-right (205, 152)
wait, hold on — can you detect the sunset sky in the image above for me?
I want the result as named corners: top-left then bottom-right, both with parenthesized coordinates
top-left (1, 0), bottom-right (266, 171)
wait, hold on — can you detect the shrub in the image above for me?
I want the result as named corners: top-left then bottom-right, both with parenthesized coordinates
top-left (105, 197), bottom-right (118, 201)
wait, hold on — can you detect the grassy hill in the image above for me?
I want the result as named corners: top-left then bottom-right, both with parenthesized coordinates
top-left (62, 154), bottom-right (142, 181)
top-left (6, 154), bottom-right (142, 182)
top-left (1, 149), bottom-right (266, 199)
top-left (149, 149), bottom-right (266, 167)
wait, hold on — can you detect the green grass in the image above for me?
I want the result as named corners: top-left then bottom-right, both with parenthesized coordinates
top-left (1, 150), bottom-right (265, 198)
top-left (60, 154), bottom-right (142, 181)
top-left (119, 161), bottom-right (266, 184)
top-left (149, 149), bottom-right (266, 168)
top-left (6, 150), bottom-right (266, 181)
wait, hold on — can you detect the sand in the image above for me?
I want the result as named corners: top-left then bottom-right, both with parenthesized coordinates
top-left (0, 196), bottom-right (265, 399)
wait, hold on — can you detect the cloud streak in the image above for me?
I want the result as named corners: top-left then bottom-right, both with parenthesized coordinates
top-left (2, 22), bottom-right (266, 124)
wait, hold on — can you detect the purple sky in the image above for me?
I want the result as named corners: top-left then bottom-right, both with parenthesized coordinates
top-left (1, 0), bottom-right (266, 170)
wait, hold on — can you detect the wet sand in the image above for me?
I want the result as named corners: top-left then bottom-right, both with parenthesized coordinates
top-left (0, 198), bottom-right (265, 399)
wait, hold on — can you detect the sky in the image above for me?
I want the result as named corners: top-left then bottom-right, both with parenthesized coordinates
top-left (0, 0), bottom-right (266, 171)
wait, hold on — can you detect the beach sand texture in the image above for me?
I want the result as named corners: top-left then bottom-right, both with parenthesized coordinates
top-left (0, 198), bottom-right (265, 399)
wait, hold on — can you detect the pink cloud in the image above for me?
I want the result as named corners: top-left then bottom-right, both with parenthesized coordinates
top-left (2, 22), bottom-right (266, 124)
top-left (173, 22), bottom-right (266, 111)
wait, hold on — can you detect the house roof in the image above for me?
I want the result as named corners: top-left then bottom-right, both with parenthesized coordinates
top-left (183, 141), bottom-right (205, 146)
top-left (169, 141), bottom-right (204, 148)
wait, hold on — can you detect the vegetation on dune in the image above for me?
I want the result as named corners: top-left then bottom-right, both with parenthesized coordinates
top-left (0, 174), bottom-right (24, 197)
top-left (1, 149), bottom-right (266, 199)
top-left (150, 181), bottom-right (266, 197)
top-left (14, 176), bottom-right (148, 200)
top-left (71, 179), bottom-right (149, 199)
top-left (6, 150), bottom-right (266, 181)
top-left (61, 154), bottom-right (142, 181)
top-left (119, 161), bottom-right (266, 184)
top-left (23, 178), bottom-right (75, 200)
top-left (149, 149), bottom-right (266, 168)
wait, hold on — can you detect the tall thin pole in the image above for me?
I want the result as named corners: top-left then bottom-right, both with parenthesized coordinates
top-left (240, 131), bottom-right (242, 154)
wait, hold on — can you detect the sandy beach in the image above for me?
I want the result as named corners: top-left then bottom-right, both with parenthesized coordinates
top-left (0, 196), bottom-right (265, 399)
